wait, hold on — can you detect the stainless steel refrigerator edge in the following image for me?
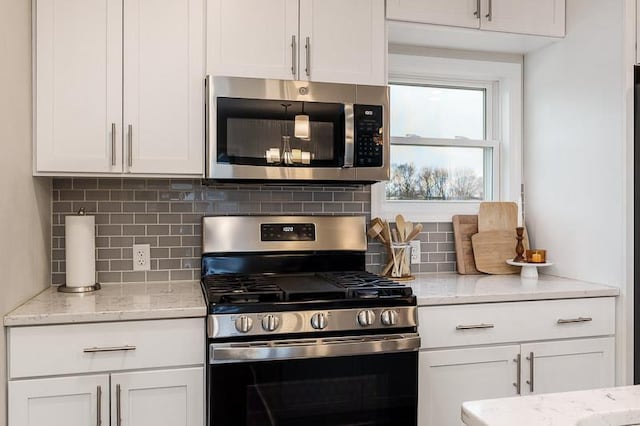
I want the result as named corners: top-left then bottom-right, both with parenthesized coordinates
top-left (204, 76), bottom-right (390, 183)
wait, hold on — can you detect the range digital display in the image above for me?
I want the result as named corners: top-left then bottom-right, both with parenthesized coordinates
top-left (261, 223), bottom-right (315, 241)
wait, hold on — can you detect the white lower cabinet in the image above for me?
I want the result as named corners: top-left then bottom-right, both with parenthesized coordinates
top-left (7, 318), bottom-right (206, 426)
top-left (419, 345), bottom-right (520, 426)
top-left (9, 374), bottom-right (110, 426)
top-left (8, 368), bottom-right (203, 426)
top-left (112, 368), bottom-right (204, 426)
top-left (417, 297), bottom-right (616, 426)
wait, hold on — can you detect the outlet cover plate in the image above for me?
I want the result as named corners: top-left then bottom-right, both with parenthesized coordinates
top-left (133, 244), bottom-right (151, 271)
top-left (410, 240), bottom-right (421, 264)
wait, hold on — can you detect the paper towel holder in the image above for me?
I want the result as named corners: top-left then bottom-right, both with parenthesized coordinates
top-left (58, 208), bottom-right (102, 293)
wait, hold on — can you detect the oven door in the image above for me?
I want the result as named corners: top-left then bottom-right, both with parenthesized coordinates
top-left (208, 334), bottom-right (419, 426)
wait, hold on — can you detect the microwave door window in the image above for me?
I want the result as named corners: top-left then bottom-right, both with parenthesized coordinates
top-left (217, 97), bottom-right (345, 167)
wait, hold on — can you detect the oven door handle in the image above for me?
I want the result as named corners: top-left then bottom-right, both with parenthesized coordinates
top-left (209, 333), bottom-right (420, 364)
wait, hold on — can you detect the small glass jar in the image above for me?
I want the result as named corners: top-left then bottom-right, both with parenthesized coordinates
top-left (525, 249), bottom-right (547, 263)
top-left (389, 242), bottom-right (412, 278)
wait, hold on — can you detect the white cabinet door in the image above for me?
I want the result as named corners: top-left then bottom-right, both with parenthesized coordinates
top-left (299, 0), bottom-right (386, 85)
top-left (520, 337), bottom-right (615, 396)
top-left (419, 345), bottom-right (520, 426)
top-left (386, 0), bottom-right (480, 29)
top-left (8, 374), bottom-right (109, 426)
top-left (35, 0), bottom-right (122, 173)
top-left (207, 0), bottom-right (299, 80)
top-left (123, 0), bottom-right (204, 175)
top-left (111, 367), bottom-right (204, 426)
top-left (481, 0), bottom-right (565, 37)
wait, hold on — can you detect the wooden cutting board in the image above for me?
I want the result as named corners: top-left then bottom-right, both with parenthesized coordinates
top-left (478, 201), bottom-right (530, 249)
top-left (478, 202), bottom-right (518, 232)
top-left (471, 230), bottom-right (521, 274)
top-left (452, 215), bottom-right (481, 275)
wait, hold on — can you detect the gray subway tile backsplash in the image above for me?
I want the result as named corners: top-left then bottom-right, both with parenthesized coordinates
top-left (51, 178), bottom-right (457, 284)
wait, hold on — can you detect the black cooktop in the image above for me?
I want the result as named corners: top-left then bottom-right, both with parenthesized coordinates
top-left (201, 271), bottom-right (415, 314)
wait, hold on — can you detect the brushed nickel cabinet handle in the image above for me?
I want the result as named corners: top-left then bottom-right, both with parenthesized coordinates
top-left (557, 317), bottom-right (593, 324)
top-left (291, 35), bottom-right (297, 78)
top-left (305, 36), bottom-right (310, 76)
top-left (83, 345), bottom-right (137, 353)
top-left (456, 323), bottom-right (494, 330)
top-left (473, 0), bottom-right (480, 17)
top-left (96, 385), bottom-right (102, 426)
top-left (513, 353), bottom-right (521, 394)
top-left (116, 384), bottom-right (122, 426)
top-left (127, 124), bottom-right (133, 168)
top-left (526, 352), bottom-right (534, 392)
top-left (485, 0), bottom-right (492, 21)
top-left (111, 123), bottom-right (116, 166)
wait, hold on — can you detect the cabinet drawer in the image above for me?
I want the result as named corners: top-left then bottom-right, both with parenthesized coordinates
top-left (8, 318), bottom-right (205, 379)
top-left (418, 297), bottom-right (615, 349)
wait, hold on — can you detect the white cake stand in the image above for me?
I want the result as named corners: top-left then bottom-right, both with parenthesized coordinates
top-left (506, 260), bottom-right (552, 279)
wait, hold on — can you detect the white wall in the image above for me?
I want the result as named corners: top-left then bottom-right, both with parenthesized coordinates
top-left (0, 1), bottom-right (51, 425)
top-left (524, 0), bottom-right (628, 381)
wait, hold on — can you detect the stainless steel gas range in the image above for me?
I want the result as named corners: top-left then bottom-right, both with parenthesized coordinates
top-left (200, 215), bottom-right (420, 426)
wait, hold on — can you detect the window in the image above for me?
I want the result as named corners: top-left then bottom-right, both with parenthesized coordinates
top-left (372, 51), bottom-right (522, 222)
top-left (387, 83), bottom-right (497, 202)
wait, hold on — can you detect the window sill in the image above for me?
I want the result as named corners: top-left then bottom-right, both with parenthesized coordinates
top-left (371, 182), bottom-right (481, 222)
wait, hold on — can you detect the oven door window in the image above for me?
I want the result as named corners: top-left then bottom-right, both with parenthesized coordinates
top-left (209, 352), bottom-right (417, 426)
top-left (216, 98), bottom-right (345, 167)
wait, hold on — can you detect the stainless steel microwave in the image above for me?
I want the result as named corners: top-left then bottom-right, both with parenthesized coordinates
top-left (204, 76), bottom-right (389, 183)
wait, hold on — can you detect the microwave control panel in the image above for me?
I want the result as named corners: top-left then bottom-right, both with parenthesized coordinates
top-left (354, 105), bottom-right (384, 167)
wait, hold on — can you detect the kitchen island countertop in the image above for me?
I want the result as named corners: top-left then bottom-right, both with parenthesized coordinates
top-left (407, 273), bottom-right (619, 306)
top-left (462, 385), bottom-right (640, 426)
top-left (4, 281), bottom-right (206, 326)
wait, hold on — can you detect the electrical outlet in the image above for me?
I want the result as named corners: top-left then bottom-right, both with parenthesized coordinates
top-left (409, 240), bottom-right (421, 264)
top-left (133, 244), bottom-right (151, 271)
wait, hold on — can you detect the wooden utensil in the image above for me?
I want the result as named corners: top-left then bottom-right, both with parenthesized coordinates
top-left (452, 215), bottom-right (481, 275)
top-left (395, 214), bottom-right (407, 241)
top-left (404, 223), bottom-right (423, 242)
top-left (471, 230), bottom-right (521, 274)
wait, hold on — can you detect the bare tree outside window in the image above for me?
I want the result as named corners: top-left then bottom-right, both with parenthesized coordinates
top-left (386, 163), bottom-right (483, 201)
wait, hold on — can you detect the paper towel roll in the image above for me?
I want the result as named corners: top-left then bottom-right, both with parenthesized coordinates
top-left (65, 214), bottom-right (96, 287)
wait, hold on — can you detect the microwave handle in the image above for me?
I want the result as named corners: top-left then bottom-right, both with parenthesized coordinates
top-left (344, 104), bottom-right (354, 168)
top-left (205, 74), bottom-right (212, 176)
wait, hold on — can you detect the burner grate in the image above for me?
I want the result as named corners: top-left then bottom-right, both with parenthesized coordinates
top-left (317, 271), bottom-right (413, 299)
top-left (202, 274), bottom-right (284, 304)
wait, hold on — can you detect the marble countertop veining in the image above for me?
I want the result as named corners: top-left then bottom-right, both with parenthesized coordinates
top-left (4, 281), bottom-right (207, 326)
top-left (407, 273), bottom-right (619, 306)
top-left (462, 385), bottom-right (640, 426)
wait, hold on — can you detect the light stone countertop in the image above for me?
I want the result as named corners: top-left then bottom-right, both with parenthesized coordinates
top-left (4, 281), bottom-right (206, 326)
top-left (461, 385), bottom-right (640, 426)
top-left (407, 273), bottom-right (619, 306)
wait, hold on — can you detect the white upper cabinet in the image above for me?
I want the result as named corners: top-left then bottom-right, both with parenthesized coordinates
top-left (387, 0), bottom-right (565, 38)
top-left (34, 0), bottom-right (204, 176)
top-left (35, 0), bottom-right (123, 173)
top-left (207, 0), bottom-right (299, 80)
top-left (481, 0), bottom-right (565, 37)
top-left (123, 0), bottom-right (204, 175)
top-left (207, 0), bottom-right (387, 85)
top-left (387, 0), bottom-right (480, 29)
top-left (299, 0), bottom-right (386, 85)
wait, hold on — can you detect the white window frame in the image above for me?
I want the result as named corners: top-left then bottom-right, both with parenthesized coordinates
top-left (372, 51), bottom-right (523, 222)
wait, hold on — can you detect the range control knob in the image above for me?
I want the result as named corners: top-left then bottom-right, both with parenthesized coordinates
top-left (357, 310), bottom-right (375, 327)
top-left (381, 310), bottom-right (399, 326)
top-left (310, 313), bottom-right (328, 330)
top-left (261, 314), bottom-right (280, 332)
top-left (234, 315), bottom-right (253, 333)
